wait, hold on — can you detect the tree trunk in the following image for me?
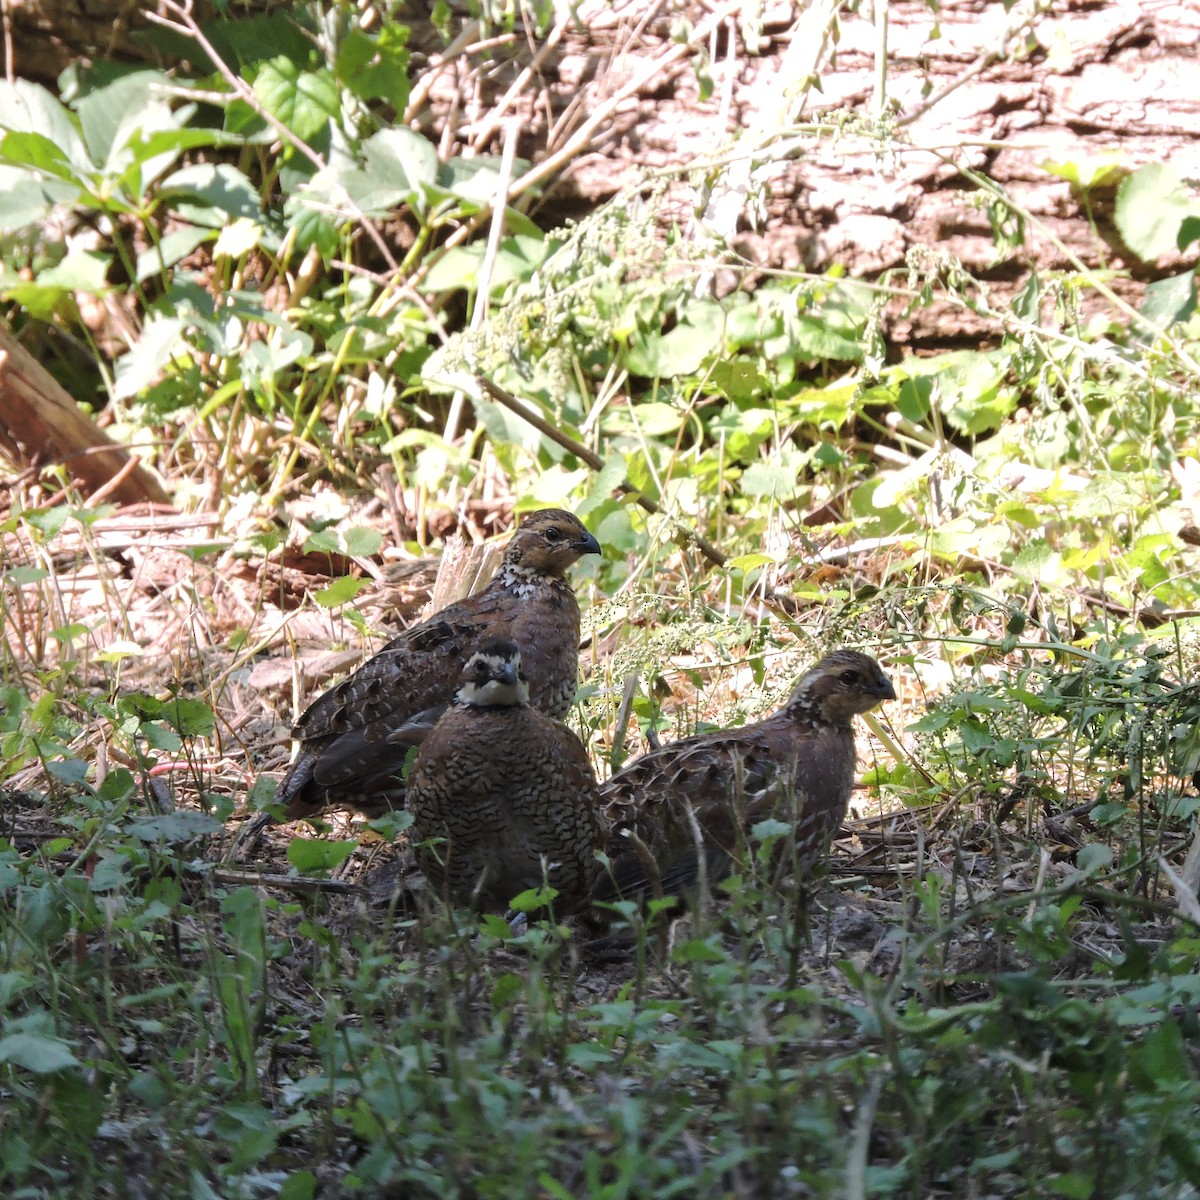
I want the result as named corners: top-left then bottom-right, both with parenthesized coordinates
top-left (12, 0), bottom-right (1200, 348)
top-left (0, 324), bottom-right (169, 505)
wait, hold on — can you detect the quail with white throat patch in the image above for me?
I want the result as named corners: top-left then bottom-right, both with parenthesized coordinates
top-left (407, 638), bottom-right (605, 913)
top-left (246, 510), bottom-right (600, 844)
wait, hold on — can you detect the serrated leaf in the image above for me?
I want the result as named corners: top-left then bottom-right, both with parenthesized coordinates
top-left (338, 27), bottom-right (410, 111)
top-left (253, 59), bottom-right (340, 142)
top-left (751, 818), bottom-right (791, 841)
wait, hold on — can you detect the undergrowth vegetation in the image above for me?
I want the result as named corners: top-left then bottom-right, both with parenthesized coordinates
top-left (2, 0), bottom-right (1200, 1195)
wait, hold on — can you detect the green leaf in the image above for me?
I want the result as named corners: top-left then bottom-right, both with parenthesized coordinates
top-left (0, 130), bottom-right (80, 182)
top-left (287, 838), bottom-right (358, 874)
top-left (509, 885), bottom-right (559, 913)
top-left (1116, 164), bottom-right (1200, 262)
top-left (1073, 842), bottom-right (1113, 876)
top-left (112, 317), bottom-right (187, 400)
top-left (728, 553), bottom-right (775, 574)
top-left (0, 165), bottom-right (62, 230)
top-left (346, 127), bottom-right (439, 214)
top-left (0, 80), bottom-right (90, 174)
top-left (343, 527), bottom-right (383, 556)
top-left (160, 696), bottom-right (215, 737)
top-left (337, 26), bottom-right (410, 111)
top-left (710, 360), bottom-right (768, 403)
top-left (1011, 539), bottom-right (1063, 586)
top-left (751, 818), bottom-right (792, 841)
top-left (279, 1171), bottom-right (319, 1200)
top-left (253, 59), bottom-right (340, 142)
top-left (130, 812), bottom-right (223, 844)
top-left (626, 314), bottom-right (718, 378)
top-left (135, 226), bottom-right (213, 283)
top-left (75, 70), bottom-right (171, 166)
top-left (0, 1031), bottom-right (78, 1073)
top-left (36, 249), bottom-right (109, 293)
top-left (314, 575), bottom-right (369, 607)
top-left (160, 163), bottom-right (261, 219)
top-left (1140, 270), bottom-right (1197, 333)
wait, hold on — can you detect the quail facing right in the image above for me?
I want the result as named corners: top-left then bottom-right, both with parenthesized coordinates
top-left (596, 649), bottom-right (895, 905)
top-left (407, 637), bottom-right (605, 913)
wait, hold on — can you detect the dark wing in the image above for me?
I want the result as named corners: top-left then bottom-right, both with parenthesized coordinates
top-left (291, 597), bottom-right (511, 743)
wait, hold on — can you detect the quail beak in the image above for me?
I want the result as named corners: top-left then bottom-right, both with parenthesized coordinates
top-left (575, 530), bottom-right (602, 557)
top-left (876, 676), bottom-right (897, 702)
top-left (496, 661), bottom-right (519, 687)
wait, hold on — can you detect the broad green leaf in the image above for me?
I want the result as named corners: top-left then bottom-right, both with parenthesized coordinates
top-left (287, 838), bottom-right (358, 874)
top-left (130, 812), bottom-right (223, 844)
top-left (160, 696), bottom-right (216, 737)
top-left (284, 187), bottom-right (341, 257)
top-left (214, 217), bottom-right (262, 259)
top-left (710, 359), bottom-right (768, 403)
top-left (0, 130), bottom-right (81, 182)
top-left (789, 314), bottom-right (863, 362)
top-left (1116, 164), bottom-right (1200, 261)
top-left (76, 71), bottom-right (168, 162)
top-left (314, 575), bottom-right (369, 607)
top-left (625, 320), bottom-right (711, 378)
top-left (0, 1031), bottom-right (78, 1073)
top-left (728, 553), bottom-right (776, 574)
top-left (135, 226), bottom-right (213, 282)
top-left (36, 249), bottom-right (109, 293)
top-left (1140, 270), bottom-right (1197, 333)
top-left (343, 527), bottom-right (383, 556)
top-left (0, 165), bottom-right (62, 230)
top-left (112, 317), bottom-right (187, 400)
top-left (0, 80), bottom-right (90, 173)
top-left (253, 59), bottom-right (340, 142)
top-left (337, 26), bottom-right (410, 111)
top-left (509, 885), bottom-right (559, 913)
top-left (338, 127), bottom-right (439, 215)
top-left (160, 163), bottom-right (261, 218)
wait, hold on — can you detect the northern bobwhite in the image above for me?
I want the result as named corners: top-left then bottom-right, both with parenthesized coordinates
top-left (407, 637), bottom-right (605, 912)
top-left (269, 509), bottom-right (601, 825)
top-left (596, 649), bottom-right (895, 905)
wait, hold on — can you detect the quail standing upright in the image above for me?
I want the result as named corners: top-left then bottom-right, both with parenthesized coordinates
top-left (407, 637), bottom-right (605, 912)
top-left (260, 509), bottom-right (601, 831)
top-left (596, 649), bottom-right (895, 904)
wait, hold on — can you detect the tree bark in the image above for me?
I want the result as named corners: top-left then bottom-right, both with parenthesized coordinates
top-left (0, 324), bottom-right (169, 504)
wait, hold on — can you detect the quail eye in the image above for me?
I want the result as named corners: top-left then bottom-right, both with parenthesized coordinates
top-left (543, 527), bottom-right (563, 542)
